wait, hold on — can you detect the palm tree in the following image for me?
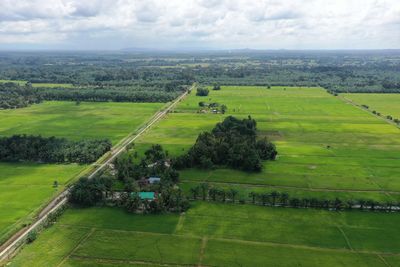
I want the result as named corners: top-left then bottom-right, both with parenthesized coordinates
top-left (290, 198), bottom-right (300, 208)
top-left (261, 193), bottom-right (269, 206)
top-left (358, 199), bottom-right (366, 210)
top-left (209, 188), bottom-right (217, 201)
top-left (249, 192), bottom-right (257, 204)
top-left (190, 186), bottom-right (200, 200)
top-left (346, 200), bottom-right (354, 210)
top-left (366, 200), bottom-right (376, 211)
top-left (386, 201), bottom-right (393, 212)
top-left (270, 191), bottom-right (280, 206)
top-left (229, 189), bottom-right (239, 203)
top-left (334, 198), bottom-right (342, 211)
top-left (200, 183), bottom-right (209, 200)
top-left (310, 198), bottom-right (318, 208)
top-left (280, 192), bottom-right (289, 206)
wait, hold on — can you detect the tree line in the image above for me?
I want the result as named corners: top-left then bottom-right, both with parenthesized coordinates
top-left (0, 82), bottom-right (188, 109)
top-left (173, 116), bottom-right (277, 172)
top-left (189, 184), bottom-right (400, 212)
top-left (0, 83), bottom-right (42, 109)
top-left (0, 135), bottom-right (111, 164)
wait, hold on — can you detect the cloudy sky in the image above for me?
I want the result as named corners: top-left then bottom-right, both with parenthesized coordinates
top-left (0, 0), bottom-right (399, 50)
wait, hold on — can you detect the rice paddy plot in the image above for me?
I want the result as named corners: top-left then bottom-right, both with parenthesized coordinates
top-left (343, 93), bottom-right (400, 119)
top-left (8, 202), bottom-right (400, 267)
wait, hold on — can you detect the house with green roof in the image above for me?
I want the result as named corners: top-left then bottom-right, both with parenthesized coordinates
top-left (131, 192), bottom-right (157, 200)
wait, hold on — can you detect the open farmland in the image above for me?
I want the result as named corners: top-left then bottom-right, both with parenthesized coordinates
top-left (8, 202), bottom-right (400, 266)
top-left (0, 101), bottom-right (164, 244)
top-left (343, 93), bottom-right (400, 119)
top-left (136, 86), bottom-right (400, 201)
top-left (0, 163), bottom-right (83, 244)
top-left (0, 101), bottom-right (164, 144)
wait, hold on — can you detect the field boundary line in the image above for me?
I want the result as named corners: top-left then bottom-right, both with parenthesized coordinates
top-left (336, 226), bottom-right (353, 250)
top-left (56, 227), bottom-right (96, 267)
top-left (0, 85), bottom-right (193, 262)
top-left (174, 213), bottom-right (186, 234)
top-left (69, 255), bottom-right (201, 267)
top-left (377, 254), bottom-right (392, 267)
top-left (197, 236), bottom-right (208, 267)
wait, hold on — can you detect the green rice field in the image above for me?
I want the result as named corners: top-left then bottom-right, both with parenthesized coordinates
top-left (0, 101), bottom-right (163, 144)
top-left (0, 163), bottom-right (83, 244)
top-left (343, 93), bottom-right (400, 119)
top-left (0, 101), bottom-right (164, 244)
top-left (136, 86), bottom-right (400, 201)
top-left (8, 202), bottom-right (400, 266)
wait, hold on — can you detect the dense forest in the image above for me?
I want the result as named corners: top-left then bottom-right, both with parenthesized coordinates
top-left (174, 116), bottom-right (277, 172)
top-left (1, 50), bottom-right (399, 94)
top-left (0, 135), bottom-right (111, 164)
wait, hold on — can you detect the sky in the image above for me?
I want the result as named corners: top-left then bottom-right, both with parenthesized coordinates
top-left (0, 0), bottom-right (399, 50)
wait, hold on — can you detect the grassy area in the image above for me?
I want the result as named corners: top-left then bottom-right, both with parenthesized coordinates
top-left (0, 101), bottom-right (164, 244)
top-left (8, 202), bottom-right (400, 266)
top-left (135, 86), bottom-right (400, 201)
top-left (343, 93), bottom-right (400, 119)
top-left (0, 79), bottom-right (74, 88)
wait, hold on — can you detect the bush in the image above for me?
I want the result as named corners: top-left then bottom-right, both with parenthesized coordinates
top-left (26, 230), bottom-right (37, 243)
top-left (196, 87), bottom-right (209, 96)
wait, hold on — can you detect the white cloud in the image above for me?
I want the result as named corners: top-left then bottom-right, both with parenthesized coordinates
top-left (0, 0), bottom-right (398, 49)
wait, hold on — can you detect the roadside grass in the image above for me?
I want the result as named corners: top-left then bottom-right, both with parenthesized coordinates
top-left (135, 86), bottom-right (400, 200)
top-left (8, 202), bottom-right (400, 267)
top-left (343, 93), bottom-right (400, 119)
top-left (0, 101), bottom-right (164, 244)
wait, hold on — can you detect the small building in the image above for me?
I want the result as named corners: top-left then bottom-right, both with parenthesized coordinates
top-left (131, 192), bottom-right (158, 200)
top-left (148, 177), bottom-right (161, 184)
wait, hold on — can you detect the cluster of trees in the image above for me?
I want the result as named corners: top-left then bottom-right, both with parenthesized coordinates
top-left (189, 184), bottom-right (400, 212)
top-left (196, 87), bottom-right (209, 96)
top-left (69, 176), bottom-right (114, 206)
top-left (69, 144), bottom-right (190, 213)
top-left (213, 83), bottom-right (221, 90)
top-left (173, 116), bottom-right (277, 172)
top-left (114, 144), bottom-right (179, 187)
top-left (0, 83), bottom-right (41, 109)
top-left (198, 102), bottom-right (227, 114)
top-left (0, 135), bottom-right (111, 164)
top-left (69, 174), bottom-right (190, 213)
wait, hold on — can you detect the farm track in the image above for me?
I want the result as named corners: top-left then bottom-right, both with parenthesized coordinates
top-left (0, 87), bottom-right (191, 262)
